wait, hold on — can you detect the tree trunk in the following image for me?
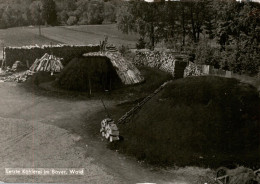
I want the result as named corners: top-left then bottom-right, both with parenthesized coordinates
top-left (88, 78), bottom-right (92, 96)
top-left (196, 28), bottom-right (200, 42)
top-left (39, 24), bottom-right (41, 36)
top-left (182, 7), bottom-right (186, 47)
top-left (151, 22), bottom-right (155, 50)
top-left (190, 6), bottom-right (197, 43)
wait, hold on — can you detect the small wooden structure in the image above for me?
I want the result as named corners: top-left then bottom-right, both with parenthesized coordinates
top-left (30, 53), bottom-right (64, 73)
top-left (30, 53), bottom-right (63, 72)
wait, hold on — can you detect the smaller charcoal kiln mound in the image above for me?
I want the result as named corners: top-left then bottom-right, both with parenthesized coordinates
top-left (57, 52), bottom-right (144, 92)
top-left (57, 56), bottom-right (120, 92)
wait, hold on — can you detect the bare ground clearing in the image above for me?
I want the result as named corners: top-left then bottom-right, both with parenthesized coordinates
top-left (0, 82), bottom-right (215, 183)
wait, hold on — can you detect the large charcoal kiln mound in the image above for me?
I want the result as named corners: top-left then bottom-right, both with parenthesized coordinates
top-left (111, 76), bottom-right (260, 168)
top-left (57, 56), bottom-right (122, 92)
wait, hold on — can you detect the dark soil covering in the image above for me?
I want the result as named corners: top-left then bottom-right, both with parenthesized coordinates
top-left (26, 71), bottom-right (56, 86)
top-left (110, 76), bottom-right (260, 168)
top-left (57, 56), bottom-right (123, 92)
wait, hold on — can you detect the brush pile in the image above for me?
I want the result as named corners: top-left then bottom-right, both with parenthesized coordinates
top-left (1, 70), bottom-right (34, 83)
top-left (30, 53), bottom-right (64, 73)
top-left (0, 53), bottom-right (63, 83)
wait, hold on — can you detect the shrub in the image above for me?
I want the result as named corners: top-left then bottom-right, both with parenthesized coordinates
top-left (136, 37), bottom-right (146, 49)
top-left (118, 45), bottom-right (129, 56)
top-left (66, 16), bottom-right (78, 25)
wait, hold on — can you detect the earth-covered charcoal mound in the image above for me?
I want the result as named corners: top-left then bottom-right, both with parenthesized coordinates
top-left (111, 76), bottom-right (260, 168)
top-left (57, 56), bottom-right (123, 92)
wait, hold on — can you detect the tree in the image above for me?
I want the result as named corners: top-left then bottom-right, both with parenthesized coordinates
top-left (1, 6), bottom-right (15, 28)
top-left (117, 1), bottom-right (164, 50)
top-left (41, 0), bottom-right (57, 26)
top-left (67, 15), bottom-right (77, 25)
top-left (57, 10), bottom-right (68, 25)
top-left (30, 1), bottom-right (42, 25)
top-left (87, 1), bottom-right (105, 24)
top-left (104, 2), bottom-right (117, 23)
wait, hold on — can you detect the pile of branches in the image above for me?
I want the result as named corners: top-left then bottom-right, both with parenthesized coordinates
top-left (1, 70), bottom-right (34, 83)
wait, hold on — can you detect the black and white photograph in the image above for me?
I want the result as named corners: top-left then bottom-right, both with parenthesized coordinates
top-left (0, 0), bottom-right (259, 183)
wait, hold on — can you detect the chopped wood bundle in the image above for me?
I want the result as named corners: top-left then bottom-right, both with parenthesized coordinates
top-left (100, 118), bottom-right (120, 142)
top-left (30, 53), bottom-right (64, 73)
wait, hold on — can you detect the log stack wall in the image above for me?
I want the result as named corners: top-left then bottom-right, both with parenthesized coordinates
top-left (4, 44), bottom-right (100, 67)
top-left (133, 50), bottom-right (188, 78)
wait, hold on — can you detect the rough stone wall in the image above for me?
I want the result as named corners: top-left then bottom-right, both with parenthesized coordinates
top-left (4, 44), bottom-right (100, 67)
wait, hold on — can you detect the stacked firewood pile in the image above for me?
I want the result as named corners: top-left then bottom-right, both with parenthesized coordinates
top-left (5, 44), bottom-right (100, 67)
top-left (100, 118), bottom-right (120, 142)
top-left (30, 53), bottom-right (64, 73)
top-left (105, 44), bottom-right (118, 53)
top-left (183, 62), bottom-right (204, 77)
top-left (133, 50), bottom-right (187, 77)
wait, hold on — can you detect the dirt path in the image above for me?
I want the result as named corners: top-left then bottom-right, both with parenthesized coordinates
top-left (0, 82), bottom-right (215, 183)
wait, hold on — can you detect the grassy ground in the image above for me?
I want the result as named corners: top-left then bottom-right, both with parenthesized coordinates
top-left (0, 24), bottom-right (138, 59)
top-left (108, 76), bottom-right (260, 169)
top-left (64, 24), bottom-right (138, 44)
top-left (0, 27), bottom-right (61, 59)
top-left (26, 24), bottom-right (138, 48)
top-left (0, 80), bottom-right (217, 184)
top-left (0, 27), bottom-right (60, 47)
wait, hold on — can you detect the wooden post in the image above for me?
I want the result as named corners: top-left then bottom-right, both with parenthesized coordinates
top-left (37, 4), bottom-right (42, 36)
top-left (101, 99), bottom-right (111, 118)
top-left (109, 73), bottom-right (112, 90)
top-left (26, 60), bottom-right (30, 69)
top-left (39, 24), bottom-right (41, 36)
top-left (1, 46), bottom-right (5, 69)
top-left (88, 78), bottom-right (92, 96)
top-left (50, 42), bottom-right (53, 55)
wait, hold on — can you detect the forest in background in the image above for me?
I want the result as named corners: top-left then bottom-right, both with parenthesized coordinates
top-left (0, 0), bottom-right (119, 27)
top-left (117, 0), bottom-right (260, 75)
top-left (0, 0), bottom-right (259, 75)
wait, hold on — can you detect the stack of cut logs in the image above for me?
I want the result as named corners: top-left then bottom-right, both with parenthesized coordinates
top-left (30, 53), bottom-right (64, 73)
top-left (100, 118), bottom-right (120, 142)
top-left (106, 44), bottom-right (118, 53)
